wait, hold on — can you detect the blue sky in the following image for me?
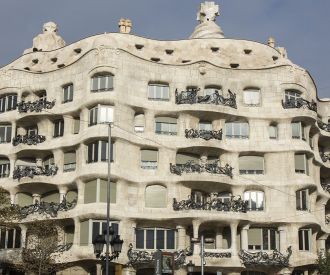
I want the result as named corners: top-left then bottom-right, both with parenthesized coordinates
top-left (0, 0), bottom-right (329, 98)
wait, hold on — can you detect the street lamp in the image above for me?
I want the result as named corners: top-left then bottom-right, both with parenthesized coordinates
top-left (187, 260), bottom-right (195, 275)
top-left (92, 226), bottom-right (124, 261)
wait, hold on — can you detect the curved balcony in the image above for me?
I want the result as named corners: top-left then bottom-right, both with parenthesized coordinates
top-left (282, 98), bottom-right (317, 113)
top-left (17, 98), bottom-right (55, 113)
top-left (175, 88), bottom-right (237, 109)
top-left (173, 194), bottom-right (247, 213)
top-left (317, 120), bottom-right (330, 133)
top-left (13, 165), bottom-right (58, 180)
top-left (239, 246), bottom-right (292, 267)
top-left (185, 129), bottom-right (223, 141)
top-left (320, 151), bottom-right (330, 163)
top-left (170, 160), bottom-right (233, 178)
top-left (12, 134), bottom-right (46, 146)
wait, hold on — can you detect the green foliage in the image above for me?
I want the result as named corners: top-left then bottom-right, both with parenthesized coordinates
top-left (316, 250), bottom-right (330, 275)
top-left (0, 187), bottom-right (20, 224)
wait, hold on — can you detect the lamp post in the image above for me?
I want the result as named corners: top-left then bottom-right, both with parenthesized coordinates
top-left (186, 260), bottom-right (195, 275)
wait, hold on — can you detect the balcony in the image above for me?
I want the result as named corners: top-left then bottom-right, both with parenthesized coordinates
top-left (13, 165), bottom-right (58, 180)
top-left (12, 134), bottom-right (46, 146)
top-left (320, 152), bottom-right (330, 163)
top-left (281, 98), bottom-right (317, 113)
top-left (126, 243), bottom-right (192, 269)
top-left (326, 215), bottom-right (330, 225)
top-left (173, 194), bottom-right (247, 213)
top-left (239, 247), bottom-right (292, 267)
top-left (317, 120), bottom-right (330, 132)
top-left (185, 129), bottom-right (223, 141)
top-left (170, 160), bottom-right (233, 178)
top-left (17, 98), bottom-right (55, 113)
top-left (204, 249), bottom-right (232, 258)
top-left (175, 88), bottom-right (237, 109)
top-left (321, 181), bottom-right (330, 193)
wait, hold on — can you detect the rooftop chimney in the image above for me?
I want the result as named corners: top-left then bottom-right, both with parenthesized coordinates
top-left (118, 18), bottom-right (132, 34)
top-left (268, 37), bottom-right (275, 48)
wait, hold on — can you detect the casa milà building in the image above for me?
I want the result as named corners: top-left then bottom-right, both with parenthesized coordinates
top-left (0, 1), bottom-right (329, 275)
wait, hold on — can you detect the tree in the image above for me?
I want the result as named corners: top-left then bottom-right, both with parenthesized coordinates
top-left (0, 187), bottom-right (20, 224)
top-left (316, 250), bottom-right (330, 275)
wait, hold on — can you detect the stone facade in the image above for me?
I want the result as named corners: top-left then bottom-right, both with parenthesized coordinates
top-left (0, 2), bottom-right (329, 275)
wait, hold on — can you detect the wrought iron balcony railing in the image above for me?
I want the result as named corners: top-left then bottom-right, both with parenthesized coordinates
top-left (185, 129), bottom-right (223, 140)
top-left (175, 88), bottom-right (237, 109)
top-left (170, 160), bottom-right (233, 178)
top-left (173, 195), bottom-right (247, 213)
top-left (204, 250), bottom-right (232, 258)
top-left (13, 165), bottom-right (58, 180)
top-left (239, 247), bottom-right (292, 267)
top-left (18, 196), bottom-right (77, 218)
top-left (281, 98), bottom-right (317, 113)
top-left (320, 152), bottom-right (330, 163)
top-left (12, 134), bottom-right (46, 146)
top-left (317, 120), bottom-right (330, 132)
top-left (326, 215), bottom-right (330, 225)
top-left (17, 98), bottom-right (55, 113)
top-left (127, 243), bottom-right (192, 268)
top-left (63, 163), bottom-right (76, 172)
top-left (321, 181), bottom-right (330, 193)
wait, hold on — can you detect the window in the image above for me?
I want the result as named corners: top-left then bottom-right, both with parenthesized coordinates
top-left (295, 154), bottom-right (309, 175)
top-left (53, 120), bottom-right (64, 137)
top-left (0, 124), bottom-right (11, 143)
top-left (285, 90), bottom-right (301, 102)
top-left (43, 155), bottom-right (54, 170)
top-left (145, 185), bottom-right (167, 208)
top-left (15, 193), bottom-right (33, 207)
top-left (87, 140), bottom-right (114, 163)
top-left (248, 228), bottom-right (278, 250)
top-left (176, 153), bottom-right (199, 165)
top-left (155, 117), bottom-right (177, 135)
top-left (191, 190), bottom-right (207, 204)
top-left (244, 191), bottom-right (264, 211)
top-left (225, 121), bottom-right (249, 139)
top-left (199, 121), bottom-right (212, 131)
top-left (63, 84), bottom-right (73, 103)
top-left (89, 105), bottom-right (113, 126)
top-left (291, 122), bottom-right (306, 140)
top-left (0, 94), bottom-right (17, 113)
top-left (269, 123), bottom-right (278, 139)
top-left (134, 114), bottom-right (145, 133)
top-left (141, 149), bottom-right (158, 169)
top-left (204, 86), bottom-right (221, 96)
top-left (80, 219), bottom-right (118, 246)
top-left (148, 84), bottom-right (169, 101)
top-left (135, 228), bottom-right (175, 250)
top-left (64, 151), bottom-right (76, 172)
top-left (298, 229), bottom-right (311, 251)
top-left (0, 227), bottom-right (21, 249)
top-left (73, 118), bottom-right (80, 134)
top-left (84, 179), bottom-right (116, 203)
top-left (296, 189), bottom-right (309, 211)
top-left (91, 74), bottom-right (113, 92)
top-left (0, 158), bottom-right (10, 178)
top-left (41, 191), bottom-right (60, 203)
top-left (243, 88), bottom-right (260, 106)
top-left (36, 90), bottom-right (47, 100)
top-left (27, 126), bottom-right (38, 136)
top-left (239, 156), bottom-right (264, 175)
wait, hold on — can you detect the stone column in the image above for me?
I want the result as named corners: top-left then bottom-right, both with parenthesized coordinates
top-left (73, 217), bottom-right (80, 247)
top-left (32, 193), bottom-right (41, 204)
top-left (80, 107), bottom-right (89, 132)
top-left (216, 227), bottom-right (223, 249)
top-left (240, 225), bottom-right (249, 250)
top-left (11, 121), bottom-right (16, 140)
top-left (192, 220), bottom-right (201, 256)
top-left (58, 186), bottom-right (68, 202)
top-left (121, 267), bottom-right (136, 275)
top-left (53, 149), bottom-right (63, 173)
top-left (144, 109), bottom-right (154, 134)
top-left (278, 226), bottom-right (287, 253)
top-left (8, 155), bottom-right (16, 178)
top-left (230, 223), bottom-right (238, 255)
top-left (317, 234), bottom-right (328, 251)
top-left (96, 263), bottom-right (102, 275)
top-left (76, 179), bottom-right (85, 205)
top-left (177, 225), bottom-right (186, 250)
top-left (20, 224), bottom-right (28, 248)
top-left (63, 115), bottom-right (73, 136)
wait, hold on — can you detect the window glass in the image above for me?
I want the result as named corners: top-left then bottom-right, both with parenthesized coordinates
top-left (204, 86), bottom-right (221, 96)
top-left (141, 149), bottom-right (158, 169)
top-left (91, 74), bottom-right (113, 92)
top-left (135, 228), bottom-right (175, 250)
top-left (155, 117), bottom-right (177, 135)
top-left (148, 84), bottom-right (170, 101)
top-left (239, 156), bottom-right (264, 174)
top-left (285, 90), bottom-right (301, 102)
top-left (156, 230), bottom-right (165, 249)
top-left (63, 84), bottom-right (73, 103)
top-left (53, 120), bottom-right (64, 137)
top-left (146, 229), bottom-right (154, 249)
top-left (298, 229), bottom-right (310, 251)
top-left (0, 124), bottom-right (11, 143)
top-left (296, 189), bottom-right (309, 211)
top-left (269, 124), bottom-right (278, 139)
top-left (134, 114), bottom-right (145, 133)
top-left (145, 185), bottom-right (167, 208)
top-left (291, 122), bottom-right (301, 139)
top-left (295, 154), bottom-right (308, 174)
top-left (226, 122), bottom-right (249, 139)
top-left (89, 106), bottom-right (113, 126)
top-left (136, 229), bottom-right (144, 249)
top-left (243, 89), bottom-right (260, 105)
top-left (244, 191), bottom-right (264, 211)
top-left (199, 122), bottom-right (212, 131)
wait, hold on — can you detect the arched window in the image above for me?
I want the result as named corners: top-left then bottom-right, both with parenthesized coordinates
top-left (134, 114), bottom-right (145, 133)
top-left (243, 88), bottom-right (260, 106)
top-left (225, 121), bottom-right (249, 139)
top-left (285, 89), bottom-right (301, 102)
top-left (204, 85), bottom-right (222, 96)
top-left (199, 121), bottom-right (212, 131)
top-left (155, 117), bottom-right (177, 135)
top-left (244, 191), bottom-right (264, 211)
top-left (239, 156), bottom-right (264, 174)
top-left (84, 178), bottom-right (116, 203)
top-left (0, 94), bottom-right (17, 113)
top-left (0, 157), bottom-right (10, 178)
top-left (268, 122), bottom-right (278, 139)
top-left (291, 121), bottom-right (306, 140)
top-left (91, 73), bottom-right (114, 92)
top-left (145, 185), bottom-right (167, 208)
top-left (148, 83), bottom-right (169, 101)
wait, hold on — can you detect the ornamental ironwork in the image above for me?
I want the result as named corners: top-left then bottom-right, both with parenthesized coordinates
top-left (317, 120), bottom-right (330, 132)
top-left (17, 98), bottom-right (55, 113)
top-left (204, 251), bottom-right (232, 258)
top-left (239, 246), bottom-right (292, 267)
top-left (12, 134), bottom-right (46, 146)
top-left (127, 243), bottom-right (192, 268)
top-left (18, 197), bottom-right (77, 218)
top-left (175, 88), bottom-right (237, 109)
top-left (13, 165), bottom-right (58, 180)
top-left (321, 181), bottom-right (330, 193)
top-left (320, 152), bottom-right (330, 163)
top-left (326, 215), bottom-right (330, 225)
top-left (173, 195), bottom-right (247, 213)
top-left (170, 160), bottom-right (233, 178)
top-left (54, 243), bottom-right (73, 253)
top-left (185, 129), bottom-right (223, 140)
top-left (282, 98), bottom-right (317, 113)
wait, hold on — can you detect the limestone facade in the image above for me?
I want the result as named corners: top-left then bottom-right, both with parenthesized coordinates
top-left (0, 2), bottom-right (329, 275)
